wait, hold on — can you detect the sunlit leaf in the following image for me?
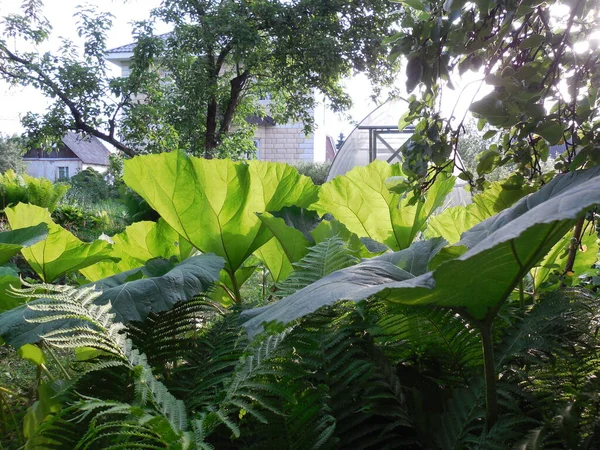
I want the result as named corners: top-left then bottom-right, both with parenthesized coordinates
top-left (312, 160), bottom-right (454, 251)
top-left (5, 203), bottom-right (117, 282)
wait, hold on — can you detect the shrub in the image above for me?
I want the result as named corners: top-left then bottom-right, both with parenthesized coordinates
top-left (0, 170), bottom-right (68, 212)
top-left (64, 167), bottom-right (116, 205)
top-left (52, 202), bottom-right (129, 241)
top-left (289, 161), bottom-right (331, 185)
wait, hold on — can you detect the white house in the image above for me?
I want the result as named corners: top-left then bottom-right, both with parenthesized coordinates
top-left (23, 132), bottom-right (110, 181)
top-left (105, 41), bottom-right (323, 162)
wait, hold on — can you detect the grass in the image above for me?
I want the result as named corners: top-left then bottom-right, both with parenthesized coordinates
top-left (0, 345), bottom-right (76, 449)
top-left (0, 346), bottom-right (37, 449)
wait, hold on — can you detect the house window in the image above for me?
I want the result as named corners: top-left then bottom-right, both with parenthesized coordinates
top-left (252, 139), bottom-right (260, 159)
top-left (57, 167), bottom-right (69, 180)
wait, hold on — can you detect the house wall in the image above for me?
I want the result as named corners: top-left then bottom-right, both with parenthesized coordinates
top-left (24, 159), bottom-right (83, 182)
top-left (107, 57), bottom-right (318, 162)
top-left (255, 123), bottom-right (314, 162)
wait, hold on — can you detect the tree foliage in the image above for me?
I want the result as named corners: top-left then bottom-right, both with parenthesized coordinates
top-left (389, 0), bottom-right (599, 190)
top-left (0, 0), bottom-right (401, 158)
top-left (0, 134), bottom-right (25, 174)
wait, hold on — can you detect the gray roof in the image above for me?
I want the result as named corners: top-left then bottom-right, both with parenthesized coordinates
top-left (107, 33), bottom-right (171, 54)
top-left (62, 132), bottom-right (110, 166)
top-left (106, 42), bottom-right (136, 54)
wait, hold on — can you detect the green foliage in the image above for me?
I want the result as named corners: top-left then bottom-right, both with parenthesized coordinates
top-left (0, 223), bottom-right (48, 266)
top-left (312, 160), bottom-right (455, 250)
top-left (275, 236), bottom-right (360, 298)
top-left (64, 167), bottom-right (115, 204)
top-left (124, 152), bottom-right (318, 302)
top-left (1, 0), bottom-right (401, 158)
top-left (5, 203), bottom-right (117, 282)
top-left (289, 161), bottom-right (331, 185)
top-left (0, 134), bottom-right (25, 174)
top-left (0, 170), bottom-right (68, 212)
top-left (80, 219), bottom-right (193, 282)
top-left (0, 254), bottom-right (224, 347)
top-left (243, 165), bottom-right (600, 333)
top-left (387, 0), bottom-right (600, 187)
top-left (1, 156), bottom-right (600, 449)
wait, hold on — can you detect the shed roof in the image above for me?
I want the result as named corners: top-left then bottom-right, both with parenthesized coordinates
top-left (62, 132), bottom-right (110, 166)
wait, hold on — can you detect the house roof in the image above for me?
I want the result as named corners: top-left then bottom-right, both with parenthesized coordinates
top-left (246, 115), bottom-right (276, 126)
top-left (62, 132), bottom-right (110, 166)
top-left (106, 33), bottom-right (171, 55)
top-left (106, 42), bottom-right (137, 54)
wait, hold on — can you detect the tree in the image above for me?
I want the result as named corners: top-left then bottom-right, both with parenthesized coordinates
top-left (0, 134), bottom-right (25, 173)
top-left (0, 0), bottom-right (401, 158)
top-left (336, 132), bottom-right (345, 150)
top-left (389, 0), bottom-right (599, 191)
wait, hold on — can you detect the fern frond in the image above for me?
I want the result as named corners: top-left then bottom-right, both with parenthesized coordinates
top-left (19, 283), bottom-right (190, 441)
top-left (371, 301), bottom-right (482, 385)
top-left (276, 236), bottom-right (359, 297)
top-left (127, 298), bottom-right (223, 368)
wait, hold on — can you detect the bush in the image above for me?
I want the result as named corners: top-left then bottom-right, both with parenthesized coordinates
top-left (52, 201), bottom-right (129, 241)
top-left (64, 167), bottom-right (116, 205)
top-left (0, 170), bottom-right (68, 212)
top-left (289, 161), bottom-right (331, 185)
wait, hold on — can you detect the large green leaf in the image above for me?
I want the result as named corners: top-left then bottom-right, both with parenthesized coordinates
top-left (80, 219), bottom-right (194, 281)
top-left (241, 238), bottom-right (446, 333)
top-left (123, 152), bottom-right (318, 274)
top-left (311, 160), bottom-right (454, 250)
top-left (257, 212), bottom-right (312, 265)
top-left (254, 237), bottom-right (294, 283)
top-left (5, 204), bottom-right (118, 282)
top-left (532, 227), bottom-right (598, 290)
top-left (426, 181), bottom-right (535, 244)
top-left (0, 266), bottom-right (22, 312)
top-left (0, 223), bottom-right (48, 265)
top-left (0, 254), bottom-right (224, 347)
top-left (243, 167), bottom-right (600, 336)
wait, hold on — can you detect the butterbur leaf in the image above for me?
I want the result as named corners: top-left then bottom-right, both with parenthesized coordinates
top-left (81, 219), bottom-right (193, 281)
top-left (255, 237), bottom-right (294, 283)
top-left (0, 254), bottom-right (224, 347)
top-left (243, 166), bottom-right (600, 336)
top-left (0, 223), bottom-right (48, 266)
top-left (312, 161), bottom-right (454, 251)
top-left (257, 212), bottom-right (312, 264)
top-left (0, 266), bottom-right (23, 312)
top-left (242, 239), bottom-right (446, 337)
top-left (5, 203), bottom-right (118, 282)
top-left (426, 180), bottom-right (535, 244)
top-left (123, 152), bottom-right (318, 273)
top-left (93, 254), bottom-right (224, 322)
top-left (533, 226), bottom-right (598, 290)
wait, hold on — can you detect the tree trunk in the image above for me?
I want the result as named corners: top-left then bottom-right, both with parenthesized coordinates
top-left (204, 96), bottom-right (218, 159)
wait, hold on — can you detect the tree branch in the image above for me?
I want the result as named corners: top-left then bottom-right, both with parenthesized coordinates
top-left (0, 45), bottom-right (138, 157)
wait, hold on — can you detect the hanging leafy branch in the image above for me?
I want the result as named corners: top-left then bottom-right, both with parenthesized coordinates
top-left (389, 0), bottom-right (600, 189)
